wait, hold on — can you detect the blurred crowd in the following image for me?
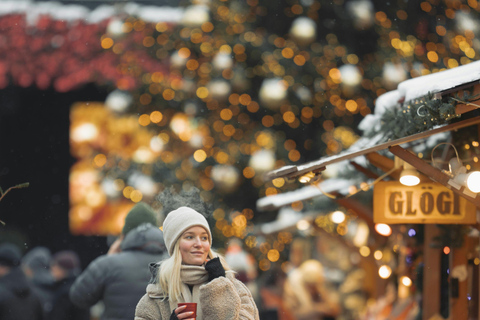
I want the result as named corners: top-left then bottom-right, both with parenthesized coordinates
top-left (0, 201), bottom-right (341, 320)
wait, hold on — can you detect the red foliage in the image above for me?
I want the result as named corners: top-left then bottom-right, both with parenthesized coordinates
top-left (0, 13), bottom-right (168, 92)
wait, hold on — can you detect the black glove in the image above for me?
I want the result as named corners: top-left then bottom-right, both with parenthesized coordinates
top-left (170, 309), bottom-right (179, 320)
top-left (205, 257), bottom-right (226, 281)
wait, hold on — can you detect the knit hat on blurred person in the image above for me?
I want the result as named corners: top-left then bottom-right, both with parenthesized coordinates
top-left (52, 250), bottom-right (81, 275)
top-left (22, 246), bottom-right (51, 271)
top-left (162, 206), bottom-right (212, 256)
top-left (0, 243), bottom-right (22, 267)
top-left (122, 202), bottom-right (158, 235)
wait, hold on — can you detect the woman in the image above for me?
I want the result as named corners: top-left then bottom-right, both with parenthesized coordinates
top-left (135, 206), bottom-right (259, 320)
top-left (283, 259), bottom-right (340, 320)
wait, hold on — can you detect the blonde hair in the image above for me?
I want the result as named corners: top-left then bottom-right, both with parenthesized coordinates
top-left (158, 238), bottom-right (231, 303)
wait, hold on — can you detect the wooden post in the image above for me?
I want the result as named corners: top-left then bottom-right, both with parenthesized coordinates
top-left (466, 235), bottom-right (479, 319)
top-left (423, 225), bottom-right (442, 320)
top-left (450, 236), bottom-right (469, 320)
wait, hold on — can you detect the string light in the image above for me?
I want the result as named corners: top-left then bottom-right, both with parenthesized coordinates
top-left (379, 265), bottom-right (392, 279)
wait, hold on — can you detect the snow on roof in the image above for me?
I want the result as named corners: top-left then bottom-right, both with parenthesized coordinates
top-left (259, 208), bottom-right (304, 234)
top-left (291, 133), bottom-right (384, 173)
top-left (372, 89), bottom-right (402, 117)
top-left (359, 61), bottom-right (480, 136)
top-left (0, 1), bottom-right (184, 24)
top-left (357, 89), bottom-right (401, 135)
top-left (398, 60), bottom-right (480, 102)
top-left (257, 178), bottom-right (357, 211)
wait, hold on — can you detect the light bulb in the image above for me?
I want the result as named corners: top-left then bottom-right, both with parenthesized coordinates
top-left (399, 168), bottom-right (420, 186)
top-left (379, 265), bottom-right (392, 279)
top-left (397, 159), bottom-right (420, 186)
top-left (299, 172), bottom-right (315, 183)
top-left (330, 211), bottom-right (345, 224)
top-left (453, 171), bottom-right (480, 193)
top-left (466, 171), bottom-right (480, 193)
top-left (401, 276), bottom-right (412, 287)
top-left (375, 223), bottom-right (392, 236)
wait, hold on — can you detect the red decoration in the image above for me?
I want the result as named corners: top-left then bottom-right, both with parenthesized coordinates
top-left (0, 13), bottom-right (168, 91)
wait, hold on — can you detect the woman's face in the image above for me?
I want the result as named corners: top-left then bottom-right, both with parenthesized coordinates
top-left (179, 226), bottom-right (210, 265)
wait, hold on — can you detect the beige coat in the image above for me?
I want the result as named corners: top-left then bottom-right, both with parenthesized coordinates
top-left (134, 273), bottom-right (259, 320)
top-left (283, 267), bottom-right (340, 320)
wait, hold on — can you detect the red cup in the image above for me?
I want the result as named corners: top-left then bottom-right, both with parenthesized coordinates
top-left (178, 302), bottom-right (197, 319)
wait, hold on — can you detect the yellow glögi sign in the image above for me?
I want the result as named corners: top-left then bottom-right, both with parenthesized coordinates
top-left (373, 182), bottom-right (477, 224)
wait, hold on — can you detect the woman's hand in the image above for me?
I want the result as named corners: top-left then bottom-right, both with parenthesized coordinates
top-left (171, 305), bottom-right (195, 320)
top-left (205, 257), bottom-right (226, 281)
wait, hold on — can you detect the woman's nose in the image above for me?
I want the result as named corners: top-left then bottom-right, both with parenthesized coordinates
top-left (193, 237), bottom-right (201, 246)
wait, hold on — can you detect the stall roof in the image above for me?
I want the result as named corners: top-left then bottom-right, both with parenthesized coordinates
top-left (398, 60), bottom-right (480, 102)
top-left (258, 61), bottom-right (480, 211)
top-left (263, 116), bottom-right (480, 182)
top-left (257, 178), bottom-right (356, 211)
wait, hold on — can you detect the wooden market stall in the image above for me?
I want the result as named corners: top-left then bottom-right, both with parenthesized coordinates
top-left (257, 61), bottom-right (480, 320)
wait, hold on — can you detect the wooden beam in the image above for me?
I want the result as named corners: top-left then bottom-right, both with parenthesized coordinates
top-left (330, 192), bottom-right (387, 246)
top-left (389, 145), bottom-right (480, 207)
top-left (332, 193), bottom-right (375, 231)
top-left (349, 161), bottom-right (380, 179)
top-left (366, 152), bottom-right (433, 183)
top-left (264, 116), bottom-right (480, 181)
top-left (365, 152), bottom-right (396, 176)
top-left (439, 82), bottom-right (480, 115)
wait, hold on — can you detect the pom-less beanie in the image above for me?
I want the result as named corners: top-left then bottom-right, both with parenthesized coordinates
top-left (122, 202), bottom-right (158, 235)
top-left (22, 246), bottom-right (51, 271)
top-left (0, 243), bottom-right (22, 267)
top-left (52, 250), bottom-right (81, 274)
top-left (162, 206), bottom-right (212, 256)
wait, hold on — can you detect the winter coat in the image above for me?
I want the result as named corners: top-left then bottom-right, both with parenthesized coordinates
top-left (134, 266), bottom-right (259, 320)
top-left (28, 268), bottom-right (55, 316)
top-left (70, 224), bottom-right (167, 320)
top-left (283, 267), bottom-right (340, 320)
top-left (48, 275), bottom-right (90, 320)
top-left (21, 246), bottom-right (56, 316)
top-left (0, 267), bottom-right (44, 320)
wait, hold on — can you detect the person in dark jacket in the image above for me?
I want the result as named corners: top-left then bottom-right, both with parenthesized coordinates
top-left (70, 202), bottom-right (167, 320)
top-left (48, 250), bottom-right (90, 320)
top-left (0, 242), bottom-right (44, 320)
top-left (21, 246), bottom-right (56, 316)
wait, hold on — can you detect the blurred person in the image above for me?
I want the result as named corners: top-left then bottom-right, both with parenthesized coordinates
top-left (0, 242), bottom-right (44, 320)
top-left (225, 238), bottom-right (260, 304)
top-left (21, 246), bottom-right (55, 316)
top-left (283, 259), bottom-right (340, 320)
top-left (259, 267), bottom-right (294, 320)
top-left (134, 206), bottom-right (259, 319)
top-left (287, 238), bottom-right (312, 272)
top-left (48, 250), bottom-right (90, 320)
top-left (106, 202), bottom-right (158, 256)
top-left (70, 202), bottom-right (167, 320)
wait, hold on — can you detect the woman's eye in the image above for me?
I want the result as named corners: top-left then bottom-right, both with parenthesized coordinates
top-left (202, 237), bottom-right (208, 241)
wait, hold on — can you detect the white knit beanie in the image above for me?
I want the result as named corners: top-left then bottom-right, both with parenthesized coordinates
top-left (162, 206), bottom-right (212, 256)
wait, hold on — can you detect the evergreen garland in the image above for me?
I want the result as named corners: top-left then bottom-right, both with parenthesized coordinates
top-left (374, 86), bottom-right (480, 141)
